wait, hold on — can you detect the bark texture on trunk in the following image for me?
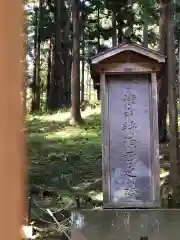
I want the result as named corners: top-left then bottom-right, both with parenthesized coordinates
top-left (48, 0), bottom-right (64, 110)
top-left (31, 7), bottom-right (38, 112)
top-left (143, 9), bottom-right (148, 48)
top-left (167, 0), bottom-right (180, 207)
top-left (80, 9), bottom-right (86, 104)
top-left (62, 0), bottom-right (71, 107)
top-left (158, 0), bottom-right (169, 142)
top-left (46, 38), bottom-right (52, 108)
top-left (71, 0), bottom-right (83, 124)
top-left (36, 0), bottom-right (43, 110)
top-left (81, 39), bottom-right (85, 103)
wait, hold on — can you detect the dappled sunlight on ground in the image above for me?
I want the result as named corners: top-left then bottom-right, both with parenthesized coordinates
top-left (82, 106), bottom-right (101, 118)
top-left (28, 105), bottom-right (102, 209)
top-left (28, 104), bottom-right (172, 212)
top-left (28, 105), bottom-right (101, 124)
top-left (28, 111), bottom-right (70, 123)
top-left (45, 126), bottom-right (99, 140)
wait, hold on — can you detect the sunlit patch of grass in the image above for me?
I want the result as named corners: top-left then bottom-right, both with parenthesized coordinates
top-left (28, 111), bottom-right (70, 123)
top-left (27, 104), bottom-right (101, 124)
top-left (82, 106), bottom-right (101, 118)
top-left (28, 105), bottom-right (102, 210)
top-left (29, 103), bottom-right (170, 211)
top-left (160, 169), bottom-right (169, 178)
top-left (89, 191), bottom-right (103, 201)
top-left (45, 127), bottom-right (99, 140)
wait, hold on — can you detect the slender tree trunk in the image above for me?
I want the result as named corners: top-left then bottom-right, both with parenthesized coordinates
top-left (80, 8), bottom-right (86, 104)
top-left (66, 55), bottom-right (72, 107)
top-left (36, 0), bottom-right (43, 110)
top-left (62, 3), bottom-right (71, 108)
top-left (117, 15), bottom-right (123, 44)
top-left (60, 0), bottom-right (71, 108)
top-left (112, 12), bottom-right (117, 47)
top-left (97, 7), bottom-right (100, 52)
top-left (48, 0), bottom-right (64, 110)
top-left (46, 38), bottom-right (52, 108)
top-left (81, 35), bottom-right (85, 103)
top-left (31, 7), bottom-right (38, 112)
top-left (167, 0), bottom-right (179, 207)
top-left (143, 9), bottom-right (148, 48)
top-left (158, 0), bottom-right (169, 142)
top-left (70, 0), bottom-right (83, 124)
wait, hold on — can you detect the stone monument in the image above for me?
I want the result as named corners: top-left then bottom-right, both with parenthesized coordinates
top-left (71, 42), bottom-right (180, 240)
top-left (91, 41), bottom-right (165, 208)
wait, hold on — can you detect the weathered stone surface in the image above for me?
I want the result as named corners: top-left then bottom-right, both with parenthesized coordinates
top-left (71, 209), bottom-right (180, 240)
top-left (105, 75), bottom-right (159, 207)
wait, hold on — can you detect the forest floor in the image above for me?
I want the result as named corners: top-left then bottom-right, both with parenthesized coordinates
top-left (27, 103), bottom-right (170, 239)
top-left (28, 103), bottom-right (103, 238)
top-left (28, 103), bottom-right (102, 203)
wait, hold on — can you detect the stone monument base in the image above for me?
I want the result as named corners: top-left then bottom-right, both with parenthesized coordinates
top-left (71, 209), bottom-right (180, 240)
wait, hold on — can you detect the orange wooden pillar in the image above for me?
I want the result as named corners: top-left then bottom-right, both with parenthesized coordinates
top-left (0, 1), bottom-right (27, 239)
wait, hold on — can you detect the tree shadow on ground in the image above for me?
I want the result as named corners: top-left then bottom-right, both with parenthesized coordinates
top-left (28, 109), bottom-right (172, 211)
top-left (28, 112), bottom-right (102, 207)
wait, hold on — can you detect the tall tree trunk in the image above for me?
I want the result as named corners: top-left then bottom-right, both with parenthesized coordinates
top-left (97, 7), bottom-right (100, 52)
top-left (48, 0), bottom-right (64, 110)
top-left (70, 0), bottom-right (83, 124)
top-left (81, 34), bottom-right (85, 103)
top-left (61, 0), bottom-right (71, 108)
top-left (112, 12), bottom-right (117, 47)
top-left (31, 7), bottom-right (38, 112)
top-left (117, 15), bottom-right (123, 44)
top-left (46, 38), bottom-right (52, 108)
top-left (143, 9), bottom-right (148, 48)
top-left (63, 4), bottom-right (71, 108)
top-left (167, 0), bottom-right (179, 207)
top-left (158, 0), bottom-right (168, 142)
top-left (80, 8), bottom-right (86, 104)
top-left (36, 0), bottom-right (43, 110)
